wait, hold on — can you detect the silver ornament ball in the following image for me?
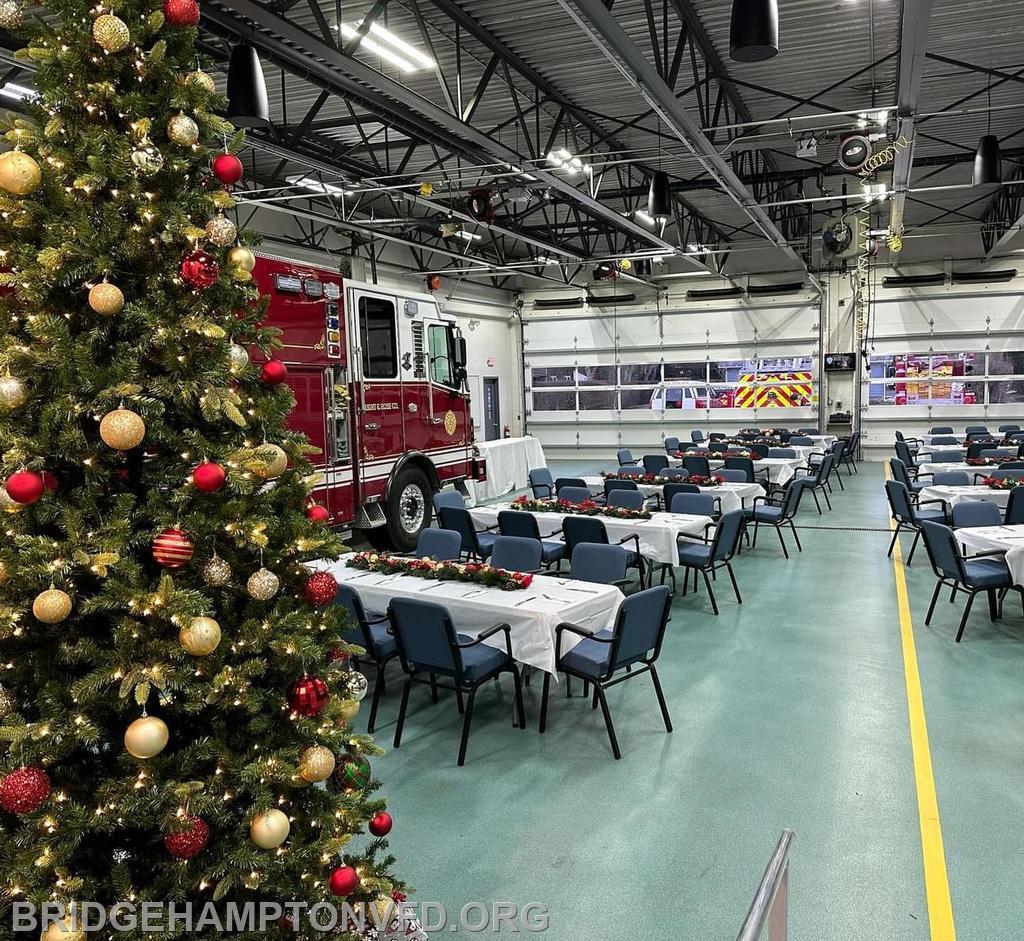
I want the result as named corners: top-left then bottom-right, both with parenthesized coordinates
top-left (228, 342), bottom-right (249, 371)
top-left (345, 671), bottom-right (369, 702)
top-left (205, 216), bottom-right (237, 247)
top-left (131, 143), bottom-right (164, 175)
top-left (0, 2), bottom-right (22, 29)
top-left (247, 567), bottom-right (280, 601)
top-left (0, 375), bottom-right (26, 410)
top-left (202, 555), bottom-right (232, 588)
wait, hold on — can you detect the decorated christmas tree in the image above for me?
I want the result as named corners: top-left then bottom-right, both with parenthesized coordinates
top-left (0, 1), bottom-right (408, 937)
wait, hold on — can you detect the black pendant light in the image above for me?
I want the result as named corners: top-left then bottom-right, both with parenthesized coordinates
top-left (973, 135), bottom-right (1001, 186)
top-left (648, 171), bottom-right (672, 221)
top-left (227, 43), bottom-right (270, 129)
top-left (730, 0), bottom-right (779, 63)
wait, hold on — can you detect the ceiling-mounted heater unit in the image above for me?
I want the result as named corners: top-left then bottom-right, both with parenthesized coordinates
top-left (882, 273), bottom-right (947, 288)
top-left (533, 296), bottom-right (585, 310)
top-left (747, 282), bottom-right (805, 296)
top-left (686, 286), bottom-right (745, 301)
top-left (589, 293), bottom-right (638, 306)
top-left (951, 269), bottom-right (1017, 284)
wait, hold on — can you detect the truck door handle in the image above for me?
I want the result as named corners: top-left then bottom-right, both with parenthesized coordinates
top-left (366, 421), bottom-right (380, 431)
top-left (430, 418), bottom-right (442, 425)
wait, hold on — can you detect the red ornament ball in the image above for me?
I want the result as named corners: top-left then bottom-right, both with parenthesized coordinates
top-left (303, 571), bottom-right (338, 608)
top-left (328, 647), bottom-right (350, 664)
top-left (5, 470), bottom-right (44, 504)
top-left (212, 152), bottom-right (244, 186)
top-left (329, 865), bottom-right (359, 897)
top-left (192, 462), bottom-right (226, 493)
top-left (305, 503), bottom-right (329, 524)
top-left (164, 816), bottom-right (209, 859)
top-left (368, 812), bottom-right (393, 837)
top-left (153, 528), bottom-right (194, 568)
top-left (163, 0), bottom-right (200, 27)
top-left (40, 471), bottom-right (58, 495)
top-left (180, 249), bottom-right (220, 289)
top-left (0, 766), bottom-right (51, 814)
top-left (288, 675), bottom-right (330, 717)
top-left (261, 359), bottom-right (289, 385)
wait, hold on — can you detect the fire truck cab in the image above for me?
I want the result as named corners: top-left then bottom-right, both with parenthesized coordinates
top-left (253, 253), bottom-right (480, 551)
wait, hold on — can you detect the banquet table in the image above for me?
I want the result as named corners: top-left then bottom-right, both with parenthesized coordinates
top-left (915, 448), bottom-right (967, 463)
top-left (916, 461), bottom-right (977, 479)
top-left (954, 525), bottom-right (1024, 586)
top-left (318, 555), bottom-right (622, 675)
top-left (467, 503), bottom-right (713, 565)
top-left (711, 457), bottom-right (803, 485)
top-left (918, 485), bottom-right (1011, 509)
top-left (464, 436), bottom-right (546, 504)
top-left (580, 476), bottom-right (764, 514)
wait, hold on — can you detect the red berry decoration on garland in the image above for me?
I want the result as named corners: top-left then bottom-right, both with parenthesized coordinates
top-left (192, 461), bottom-right (226, 493)
top-left (5, 470), bottom-right (44, 504)
top-left (328, 647), bottom-right (350, 664)
top-left (261, 359), bottom-right (288, 385)
top-left (305, 503), bottom-right (329, 524)
top-left (211, 152), bottom-right (244, 186)
top-left (153, 527), bottom-right (194, 568)
top-left (287, 675), bottom-right (329, 717)
top-left (302, 570), bottom-right (338, 607)
top-left (0, 766), bottom-right (51, 813)
top-left (368, 812), bottom-right (393, 837)
top-left (163, 0), bottom-right (200, 27)
top-left (180, 249), bottom-right (220, 289)
top-left (164, 815), bottom-right (209, 859)
top-left (328, 865), bottom-right (360, 896)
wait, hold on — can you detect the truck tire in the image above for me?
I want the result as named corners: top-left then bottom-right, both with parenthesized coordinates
top-left (367, 466), bottom-right (433, 552)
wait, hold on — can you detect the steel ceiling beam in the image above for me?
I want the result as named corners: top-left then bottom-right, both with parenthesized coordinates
top-left (888, 0), bottom-right (935, 238)
top-left (556, 0), bottom-right (820, 290)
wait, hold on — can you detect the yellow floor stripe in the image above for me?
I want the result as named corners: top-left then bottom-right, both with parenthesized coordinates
top-left (885, 468), bottom-right (957, 940)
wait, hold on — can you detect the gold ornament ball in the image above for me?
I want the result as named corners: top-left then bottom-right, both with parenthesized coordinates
top-left (250, 809), bottom-right (290, 849)
top-left (227, 245), bottom-right (256, 273)
top-left (299, 745), bottom-right (336, 783)
top-left (337, 699), bottom-right (360, 722)
top-left (187, 70), bottom-right (216, 93)
top-left (100, 408), bottom-right (145, 450)
top-left (179, 616), bottom-right (221, 656)
top-left (93, 13), bottom-right (130, 53)
top-left (40, 917), bottom-right (85, 941)
top-left (124, 715), bottom-right (169, 759)
top-left (246, 568), bottom-right (280, 601)
top-left (167, 113), bottom-right (199, 147)
top-left (253, 443), bottom-right (288, 479)
top-left (205, 216), bottom-right (237, 247)
top-left (33, 588), bottom-right (72, 624)
top-left (202, 555), bottom-right (232, 587)
top-left (89, 281), bottom-right (124, 316)
top-left (0, 683), bottom-right (15, 717)
top-left (0, 489), bottom-right (23, 514)
top-left (228, 342), bottom-right (249, 372)
top-left (0, 2), bottom-right (22, 30)
top-left (0, 150), bottom-right (41, 196)
top-left (0, 375), bottom-right (27, 410)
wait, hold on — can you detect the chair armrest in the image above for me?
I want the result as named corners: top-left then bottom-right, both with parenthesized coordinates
top-left (917, 497), bottom-right (948, 509)
top-left (459, 622), bottom-right (512, 644)
top-left (617, 533), bottom-right (642, 556)
top-left (752, 495), bottom-right (784, 509)
top-left (712, 496), bottom-right (722, 516)
top-left (961, 548), bottom-right (1007, 558)
top-left (611, 578), bottom-right (632, 590)
top-left (363, 614), bottom-right (391, 625)
top-left (971, 472), bottom-right (992, 485)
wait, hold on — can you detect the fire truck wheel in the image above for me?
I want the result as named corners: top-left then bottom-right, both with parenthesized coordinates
top-left (370, 467), bottom-right (433, 552)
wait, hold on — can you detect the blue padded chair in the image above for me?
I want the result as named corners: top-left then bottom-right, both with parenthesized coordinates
top-left (672, 510), bottom-right (746, 614)
top-left (919, 520), bottom-right (1019, 643)
top-left (642, 454), bottom-right (670, 476)
top-left (554, 476), bottom-right (587, 494)
top-left (965, 425), bottom-right (989, 435)
top-left (951, 501), bottom-right (1001, 529)
top-left (489, 535), bottom-right (543, 573)
top-left (894, 439), bottom-right (919, 469)
top-left (931, 436), bottom-right (959, 446)
top-left (716, 468), bottom-right (747, 483)
top-left (930, 426), bottom-right (954, 434)
top-left (690, 430), bottom-right (705, 444)
top-left (1000, 461), bottom-right (1024, 470)
top-left (438, 505), bottom-right (496, 560)
top-left (683, 455), bottom-right (711, 477)
top-left (616, 448), bottom-right (639, 466)
top-left (748, 443), bottom-right (770, 459)
top-left (670, 491), bottom-right (717, 518)
top-left (789, 435), bottom-right (813, 446)
top-left (895, 430), bottom-right (922, 453)
top-left (978, 469), bottom-right (1024, 482)
top-left (528, 467), bottom-right (555, 499)
top-left (837, 431), bottom-right (861, 476)
top-left (607, 489), bottom-right (644, 511)
top-left (965, 442), bottom-right (991, 460)
top-left (562, 516), bottom-right (644, 587)
top-left (1005, 487), bottom-right (1024, 524)
top-left (568, 543), bottom-right (632, 589)
top-left (664, 436), bottom-right (680, 454)
top-left (663, 481), bottom-right (699, 513)
top-left (742, 479), bottom-right (808, 558)
top-left (614, 465), bottom-right (645, 478)
top-left (709, 432), bottom-right (727, 442)
top-left (433, 490), bottom-right (466, 513)
top-left (932, 471), bottom-right (970, 486)
top-left (793, 452), bottom-right (835, 514)
top-left (966, 434), bottom-right (997, 445)
top-left (768, 447), bottom-right (796, 459)
top-left (558, 486), bottom-right (592, 505)
top-left (337, 585), bottom-right (398, 734)
top-left (998, 424), bottom-right (1021, 433)
top-left (388, 597), bottom-right (524, 766)
top-left (797, 428), bottom-right (819, 435)
top-left (930, 450), bottom-right (965, 463)
top-left (980, 448), bottom-right (1016, 461)
top-left (539, 585), bottom-right (673, 760)
top-left (723, 456), bottom-right (769, 487)
top-left (604, 478), bottom-right (639, 498)
top-left (497, 510), bottom-right (565, 569)
top-left (890, 458), bottom-right (928, 496)
top-left (708, 440), bottom-right (729, 454)
top-left (411, 528), bottom-right (463, 561)
top-left (883, 479), bottom-right (947, 564)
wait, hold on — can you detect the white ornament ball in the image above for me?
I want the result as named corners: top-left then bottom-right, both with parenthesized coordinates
top-left (246, 568), bottom-right (280, 601)
top-left (228, 342), bottom-right (249, 372)
top-left (0, 375), bottom-right (27, 410)
top-left (124, 715), bottom-right (169, 759)
top-left (250, 809), bottom-right (290, 849)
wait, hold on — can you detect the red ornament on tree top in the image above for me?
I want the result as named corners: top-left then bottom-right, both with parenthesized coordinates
top-left (287, 675), bottom-right (329, 717)
top-left (328, 865), bottom-right (359, 897)
top-left (261, 359), bottom-right (288, 385)
top-left (192, 461), bottom-right (226, 493)
top-left (302, 570), bottom-right (338, 607)
top-left (5, 470), bottom-right (44, 505)
top-left (180, 249), bottom-right (220, 289)
top-left (163, 0), bottom-right (200, 28)
top-left (212, 152), bottom-right (244, 186)
top-left (164, 815), bottom-right (209, 859)
top-left (153, 528), bottom-right (194, 568)
top-left (0, 766), bottom-right (51, 814)
top-left (305, 503), bottom-right (329, 524)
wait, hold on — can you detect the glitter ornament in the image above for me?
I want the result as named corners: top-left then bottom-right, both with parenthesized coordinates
top-left (287, 675), bottom-right (329, 717)
top-left (152, 528), bottom-right (194, 568)
top-left (250, 809), bottom-right (290, 849)
top-left (205, 215), bottom-right (237, 246)
top-left (0, 684), bottom-right (14, 717)
top-left (0, 149), bottom-right (40, 195)
top-left (0, 2), bottom-right (22, 29)
top-left (179, 616), bottom-right (221, 656)
top-left (124, 715), bottom-right (169, 758)
top-left (336, 753), bottom-right (371, 792)
top-left (246, 567), bottom-right (279, 600)
top-left (5, 470), bottom-right (43, 504)
top-left (180, 249), bottom-right (219, 288)
top-left (0, 766), bottom-right (50, 813)
top-left (99, 408), bottom-right (145, 450)
top-left (163, 0), bottom-right (200, 28)
top-left (345, 671), bottom-right (369, 702)
top-left (302, 570), bottom-right (337, 608)
top-left (130, 141), bottom-right (164, 175)
top-left (329, 865), bottom-right (359, 896)
top-left (202, 555), bottom-right (231, 587)
top-left (368, 812), bottom-right (393, 837)
top-left (33, 588), bottom-right (72, 624)
top-left (261, 359), bottom-right (288, 385)
top-left (186, 69), bottom-right (216, 93)
top-left (212, 152), bottom-right (244, 185)
top-left (252, 443), bottom-right (288, 479)
top-left (164, 815), bottom-right (208, 859)
top-left (299, 745), bottom-right (336, 782)
top-left (0, 375), bottom-right (26, 409)
top-left (93, 14), bottom-right (130, 53)
top-left (192, 461), bottom-right (226, 492)
top-left (167, 112), bottom-right (199, 146)
top-left (227, 245), bottom-right (256, 272)
top-left (88, 280), bottom-right (124, 315)
top-left (228, 342), bottom-right (249, 371)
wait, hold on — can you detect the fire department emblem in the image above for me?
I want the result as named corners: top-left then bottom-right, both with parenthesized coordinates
top-left (443, 410), bottom-right (457, 436)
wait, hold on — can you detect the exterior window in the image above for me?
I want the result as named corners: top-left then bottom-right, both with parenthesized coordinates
top-left (578, 390), bottom-right (616, 409)
top-left (358, 296), bottom-right (398, 379)
top-left (531, 366), bottom-right (578, 387)
top-left (532, 391), bottom-right (576, 411)
top-left (989, 381), bottom-right (1024, 404)
top-left (427, 324), bottom-right (454, 387)
top-left (664, 361), bottom-right (707, 382)
top-left (619, 363), bottom-right (662, 385)
top-left (575, 365), bottom-right (616, 386)
top-left (620, 388), bottom-right (658, 410)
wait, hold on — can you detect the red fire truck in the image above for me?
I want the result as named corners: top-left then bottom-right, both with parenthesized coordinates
top-left (252, 253), bottom-right (483, 550)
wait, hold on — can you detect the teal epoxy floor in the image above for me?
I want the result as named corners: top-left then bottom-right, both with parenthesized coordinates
top-left (358, 464), bottom-right (1024, 939)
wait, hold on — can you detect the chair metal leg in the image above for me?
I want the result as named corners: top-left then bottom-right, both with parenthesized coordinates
top-left (650, 664), bottom-right (672, 732)
top-left (591, 684), bottom-right (599, 710)
top-left (455, 687), bottom-right (465, 714)
top-left (393, 676), bottom-right (413, 748)
top-left (887, 524), bottom-right (901, 558)
top-left (726, 562), bottom-right (742, 604)
top-left (751, 520), bottom-right (760, 549)
top-left (789, 520), bottom-right (802, 552)
top-left (594, 686), bottom-right (621, 760)
top-left (539, 671), bottom-right (551, 733)
top-left (811, 489), bottom-right (822, 515)
top-left (457, 687), bottom-right (477, 766)
top-left (834, 468), bottom-right (845, 490)
top-left (775, 524), bottom-right (790, 559)
top-left (907, 528), bottom-right (921, 565)
top-left (429, 673), bottom-right (439, 703)
top-left (701, 568), bottom-right (719, 615)
top-left (367, 664), bottom-right (386, 734)
top-left (511, 666), bottom-right (526, 729)
top-left (955, 591), bottom-right (976, 642)
top-left (925, 579), bottom-right (943, 625)
top-left (823, 487), bottom-right (832, 510)
top-left (988, 588), bottom-right (998, 621)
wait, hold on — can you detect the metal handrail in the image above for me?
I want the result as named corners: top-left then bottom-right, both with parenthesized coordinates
top-left (736, 829), bottom-right (795, 941)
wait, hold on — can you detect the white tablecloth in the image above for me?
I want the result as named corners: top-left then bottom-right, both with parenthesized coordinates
top-left (581, 477), bottom-right (763, 514)
top-left (916, 448), bottom-right (967, 463)
top-left (319, 555), bottom-right (622, 675)
top-left (465, 436), bottom-right (546, 503)
top-left (917, 462), bottom-right (976, 478)
top-left (954, 525), bottom-right (1024, 586)
top-left (707, 457), bottom-right (803, 485)
top-left (468, 504), bottom-right (713, 565)
top-left (918, 485), bottom-right (1011, 508)
top-left (920, 434), bottom-right (965, 447)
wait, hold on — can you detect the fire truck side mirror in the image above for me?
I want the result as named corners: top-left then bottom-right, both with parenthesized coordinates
top-left (453, 336), bottom-right (467, 369)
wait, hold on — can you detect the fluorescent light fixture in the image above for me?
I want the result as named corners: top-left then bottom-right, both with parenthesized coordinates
top-left (862, 181), bottom-right (888, 202)
top-left (546, 148), bottom-right (590, 175)
top-left (634, 209), bottom-right (657, 226)
top-left (286, 174), bottom-right (353, 197)
top-left (686, 243), bottom-right (713, 254)
top-left (0, 82), bottom-right (35, 101)
top-left (457, 230), bottom-right (482, 242)
top-left (338, 22), bottom-right (434, 72)
top-left (361, 20), bottom-right (435, 69)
